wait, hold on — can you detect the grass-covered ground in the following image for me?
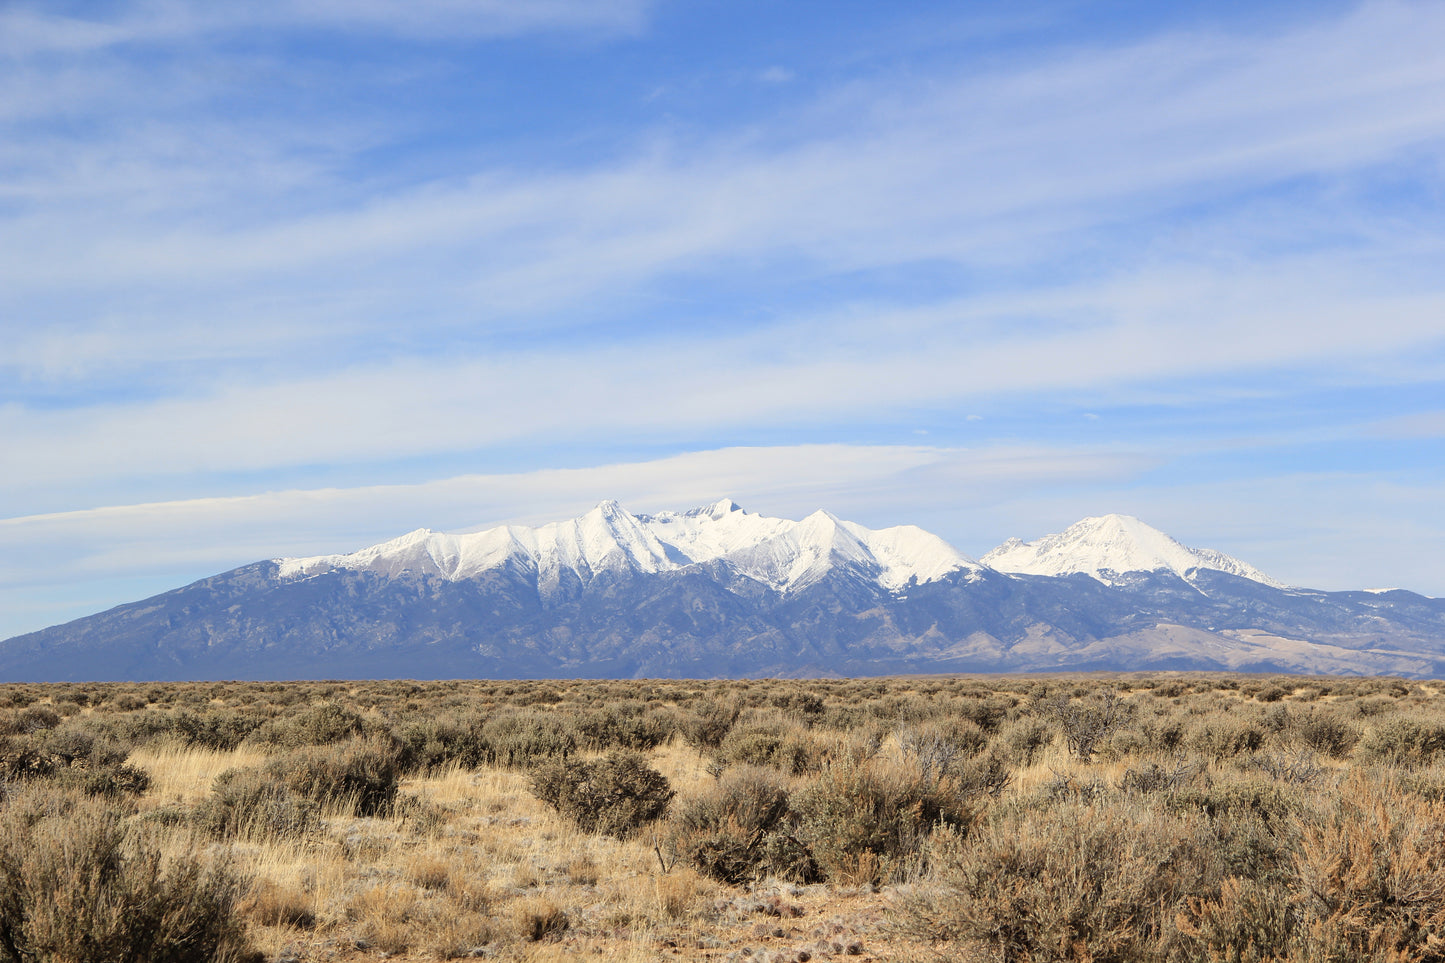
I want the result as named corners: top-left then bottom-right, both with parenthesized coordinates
top-left (2, 673), bottom-right (1445, 962)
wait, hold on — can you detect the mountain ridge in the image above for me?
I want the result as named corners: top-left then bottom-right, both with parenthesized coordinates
top-left (3, 500), bottom-right (1443, 682)
top-left (276, 499), bottom-right (982, 596)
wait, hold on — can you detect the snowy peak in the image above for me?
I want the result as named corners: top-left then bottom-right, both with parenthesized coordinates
top-left (276, 507), bottom-right (1283, 595)
top-left (765, 510), bottom-right (875, 592)
top-left (856, 523), bottom-right (983, 590)
top-left (981, 513), bottom-right (1286, 588)
top-left (278, 500), bottom-right (981, 595)
top-left (553, 500), bottom-right (675, 577)
top-left (705, 498), bottom-right (742, 518)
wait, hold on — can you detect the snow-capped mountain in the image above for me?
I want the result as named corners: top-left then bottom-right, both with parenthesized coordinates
top-left (981, 514), bottom-right (1287, 588)
top-left (4, 502), bottom-right (1444, 682)
top-left (279, 499), bottom-right (981, 595)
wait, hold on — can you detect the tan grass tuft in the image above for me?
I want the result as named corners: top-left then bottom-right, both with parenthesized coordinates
top-left (236, 877), bottom-right (317, 930)
top-left (406, 853), bottom-right (453, 891)
top-left (510, 895), bottom-right (570, 941)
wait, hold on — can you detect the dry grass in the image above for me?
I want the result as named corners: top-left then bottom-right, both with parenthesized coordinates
top-left (126, 741), bottom-right (271, 808)
top-left (3, 672), bottom-right (1445, 961)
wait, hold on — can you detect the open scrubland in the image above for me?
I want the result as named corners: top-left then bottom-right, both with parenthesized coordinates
top-left (4, 673), bottom-right (1445, 962)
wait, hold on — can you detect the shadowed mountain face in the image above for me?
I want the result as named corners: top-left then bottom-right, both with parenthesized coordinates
top-left (4, 503), bottom-right (1444, 681)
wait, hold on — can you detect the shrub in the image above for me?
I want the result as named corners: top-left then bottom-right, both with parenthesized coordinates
top-left (894, 719), bottom-right (987, 780)
top-left (868, 693), bottom-right (941, 725)
top-left (1176, 875), bottom-right (1298, 961)
top-left (769, 689), bottom-right (826, 718)
top-left (0, 728), bottom-right (150, 798)
top-left (393, 712), bottom-right (489, 772)
top-left (1354, 696), bottom-right (1395, 717)
top-left (174, 711), bottom-right (265, 751)
top-left (995, 717), bottom-right (1053, 768)
top-left (1293, 771), bottom-right (1445, 959)
top-left (51, 764), bottom-right (152, 799)
top-left (479, 711), bottom-right (575, 769)
top-left (0, 745), bottom-right (57, 783)
top-left (529, 750), bottom-right (674, 838)
top-left (1180, 772), bottom-right (1445, 962)
top-left (791, 759), bottom-right (977, 884)
top-left (666, 765), bottom-right (816, 884)
top-left (249, 702), bottom-right (368, 749)
top-left (197, 768), bottom-right (320, 841)
top-left (100, 709), bottom-right (264, 752)
top-left (1357, 717), bottom-right (1445, 767)
top-left (954, 696), bottom-right (1014, 733)
top-left (1252, 749), bottom-right (1325, 785)
top-left (1186, 718), bottom-right (1266, 761)
top-left (906, 801), bottom-right (1209, 961)
top-left (1168, 777), bottom-right (1304, 830)
top-left (716, 723), bottom-right (813, 774)
top-left (267, 737), bottom-right (400, 817)
top-left (573, 703), bottom-right (676, 751)
top-left (1287, 709), bottom-right (1359, 759)
top-left (0, 790), bottom-right (258, 963)
top-left (1254, 685), bottom-right (1289, 703)
top-left (678, 699), bottom-right (740, 749)
top-left (1209, 813), bottom-right (1296, 888)
top-left (1130, 717), bottom-right (1187, 755)
top-left (14, 707), bottom-right (60, 733)
top-left (953, 749), bottom-right (1013, 798)
top-left (1037, 688), bottom-right (1133, 759)
top-left (1038, 770), bottom-right (1111, 805)
top-left (1119, 758), bottom-right (1195, 795)
top-left (32, 726), bottom-right (128, 769)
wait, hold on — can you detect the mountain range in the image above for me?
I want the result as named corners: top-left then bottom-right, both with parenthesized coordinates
top-left (3, 500), bottom-right (1443, 681)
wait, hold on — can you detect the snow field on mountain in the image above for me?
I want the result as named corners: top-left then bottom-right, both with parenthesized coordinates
top-left (278, 498), bottom-right (981, 593)
top-left (278, 503), bottom-right (1283, 593)
top-left (980, 513), bottom-right (1286, 587)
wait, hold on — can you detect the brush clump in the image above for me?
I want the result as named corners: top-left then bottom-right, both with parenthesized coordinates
top-left (1, 672), bottom-right (1444, 961)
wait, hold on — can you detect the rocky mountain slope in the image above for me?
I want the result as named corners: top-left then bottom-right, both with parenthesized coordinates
top-left (3, 502), bottom-right (1443, 681)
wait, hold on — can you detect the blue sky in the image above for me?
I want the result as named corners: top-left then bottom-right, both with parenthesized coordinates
top-left (3, 0), bottom-right (1445, 640)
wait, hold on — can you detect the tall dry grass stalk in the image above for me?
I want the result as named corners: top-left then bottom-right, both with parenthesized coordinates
top-left (127, 741), bottom-right (271, 808)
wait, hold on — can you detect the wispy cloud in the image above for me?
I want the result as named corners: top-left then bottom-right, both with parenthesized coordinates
top-left (0, 1), bottom-right (653, 56)
top-left (6, 1), bottom-right (1444, 366)
top-left (4, 2), bottom-right (1445, 635)
top-left (0, 443), bottom-right (1153, 549)
top-left (1371, 411), bottom-right (1445, 438)
top-left (5, 253), bottom-right (1443, 501)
